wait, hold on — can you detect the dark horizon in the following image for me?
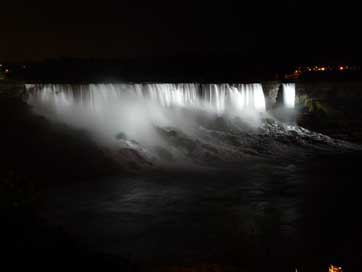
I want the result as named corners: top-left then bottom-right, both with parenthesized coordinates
top-left (2, 1), bottom-right (361, 63)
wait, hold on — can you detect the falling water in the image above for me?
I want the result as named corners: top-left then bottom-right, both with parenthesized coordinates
top-left (25, 84), bottom-right (267, 123)
top-left (26, 83), bottom-right (266, 114)
top-left (24, 82), bottom-right (360, 167)
top-left (24, 83), bottom-right (267, 162)
top-left (282, 83), bottom-right (296, 108)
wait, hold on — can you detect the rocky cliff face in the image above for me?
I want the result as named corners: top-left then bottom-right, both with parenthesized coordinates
top-left (262, 81), bottom-right (281, 109)
top-left (296, 81), bottom-right (362, 100)
top-left (262, 80), bottom-right (362, 143)
top-left (295, 81), bottom-right (362, 143)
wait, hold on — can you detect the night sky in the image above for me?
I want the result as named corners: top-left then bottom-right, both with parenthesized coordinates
top-left (1, 0), bottom-right (360, 63)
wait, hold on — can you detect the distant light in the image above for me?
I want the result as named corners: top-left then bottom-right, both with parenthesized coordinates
top-left (320, 67), bottom-right (325, 71)
top-left (0, 64), bottom-right (2, 67)
top-left (339, 66), bottom-right (344, 71)
top-left (5, 69), bottom-right (9, 73)
top-left (329, 265), bottom-right (343, 272)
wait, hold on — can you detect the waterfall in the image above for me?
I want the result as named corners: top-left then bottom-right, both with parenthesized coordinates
top-left (282, 83), bottom-right (296, 108)
top-left (26, 83), bottom-right (266, 115)
top-left (25, 83), bottom-right (267, 149)
top-left (24, 82), bottom-right (354, 166)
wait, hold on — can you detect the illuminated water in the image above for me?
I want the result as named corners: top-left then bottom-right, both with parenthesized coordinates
top-left (25, 84), bottom-right (266, 137)
top-left (282, 83), bottom-right (296, 108)
top-left (26, 83), bottom-right (266, 114)
top-left (25, 83), bottom-right (351, 170)
top-left (21, 82), bottom-right (362, 271)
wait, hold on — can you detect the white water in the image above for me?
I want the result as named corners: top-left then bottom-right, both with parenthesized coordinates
top-left (26, 83), bottom-right (266, 142)
top-left (24, 83), bottom-right (359, 167)
top-left (24, 83), bottom-right (268, 165)
top-left (282, 83), bottom-right (296, 108)
top-left (26, 83), bottom-right (266, 113)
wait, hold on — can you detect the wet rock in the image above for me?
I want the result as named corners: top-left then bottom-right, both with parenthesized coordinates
top-left (153, 146), bottom-right (174, 161)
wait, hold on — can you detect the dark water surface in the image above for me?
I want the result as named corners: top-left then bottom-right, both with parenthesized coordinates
top-left (41, 151), bottom-right (362, 271)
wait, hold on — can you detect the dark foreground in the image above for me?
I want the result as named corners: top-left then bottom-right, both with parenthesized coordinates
top-left (1, 83), bottom-right (362, 271)
top-left (41, 153), bottom-right (362, 272)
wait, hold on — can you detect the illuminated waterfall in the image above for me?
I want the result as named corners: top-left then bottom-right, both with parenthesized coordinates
top-left (24, 83), bottom-right (357, 167)
top-left (25, 83), bottom-right (267, 148)
top-left (26, 83), bottom-right (266, 115)
top-left (134, 83), bottom-right (266, 113)
top-left (282, 83), bottom-right (296, 108)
